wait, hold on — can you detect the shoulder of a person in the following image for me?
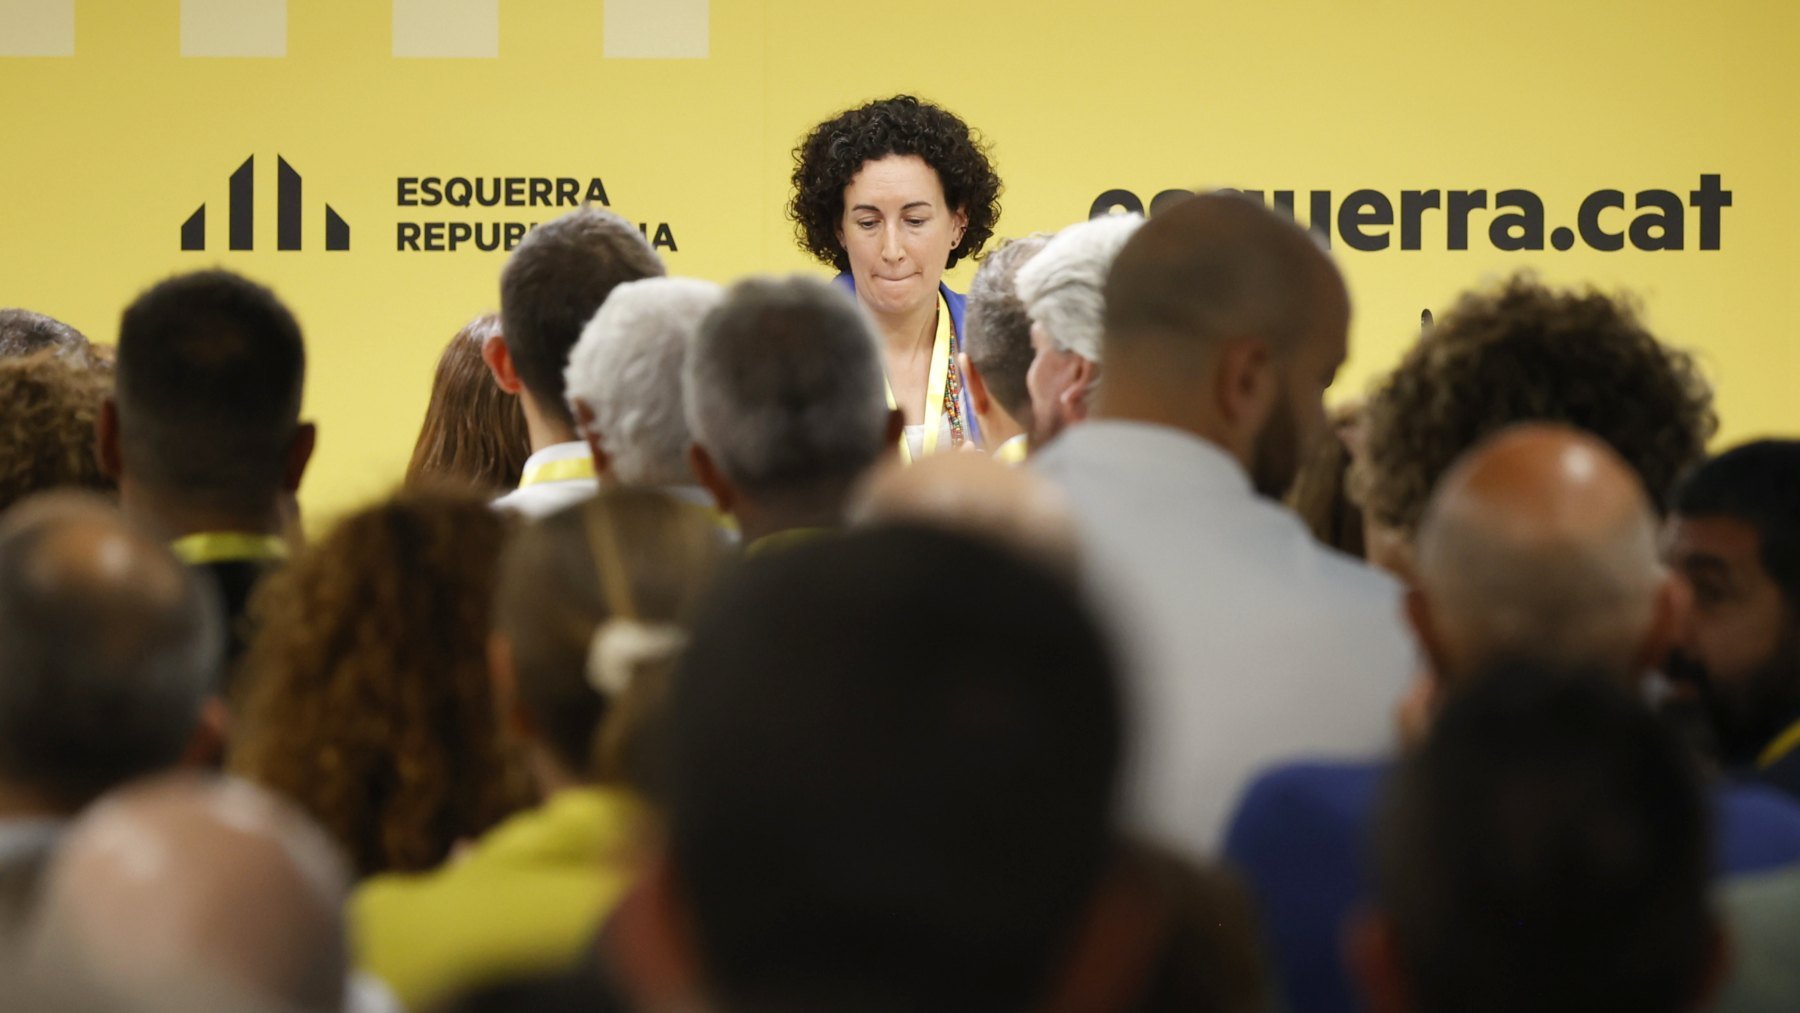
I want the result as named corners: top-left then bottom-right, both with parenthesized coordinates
top-left (1223, 760), bottom-right (1387, 860)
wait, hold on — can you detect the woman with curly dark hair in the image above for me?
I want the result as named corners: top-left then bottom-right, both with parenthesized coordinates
top-left (228, 488), bottom-right (529, 879)
top-left (790, 95), bottom-right (1003, 459)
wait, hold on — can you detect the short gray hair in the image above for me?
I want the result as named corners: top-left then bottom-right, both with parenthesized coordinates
top-left (566, 277), bottom-right (723, 487)
top-left (963, 235), bottom-right (1050, 425)
top-left (1014, 214), bottom-right (1144, 362)
top-left (684, 277), bottom-right (889, 495)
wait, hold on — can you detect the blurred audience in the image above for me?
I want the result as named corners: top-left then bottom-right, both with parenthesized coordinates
top-left (100, 269), bottom-right (313, 692)
top-left (0, 308), bottom-right (88, 360)
top-left (683, 276), bottom-right (900, 552)
top-left (1354, 667), bottom-right (1722, 1013)
top-left (1015, 213), bottom-right (1142, 449)
top-left (30, 774), bottom-right (367, 1013)
top-left (563, 277), bottom-right (722, 511)
top-left (228, 490), bottom-right (527, 878)
top-left (0, 350), bottom-right (114, 514)
top-left (488, 209), bottom-right (665, 518)
top-left (1034, 192), bottom-right (1414, 853)
top-left (1227, 426), bottom-right (1800, 1013)
top-left (960, 234), bottom-right (1049, 462)
top-left (0, 495), bottom-right (221, 929)
top-left (406, 313), bottom-right (530, 497)
top-left (1284, 402), bottom-right (1365, 558)
top-left (353, 489), bottom-right (728, 1010)
top-left (1355, 274), bottom-right (1716, 577)
top-left (851, 452), bottom-right (1080, 576)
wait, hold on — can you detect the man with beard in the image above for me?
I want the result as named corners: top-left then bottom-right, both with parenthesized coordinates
top-left (1665, 440), bottom-right (1800, 798)
top-left (1033, 192), bottom-right (1413, 853)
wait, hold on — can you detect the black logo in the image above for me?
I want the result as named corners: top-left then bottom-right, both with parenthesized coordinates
top-left (181, 156), bottom-right (350, 252)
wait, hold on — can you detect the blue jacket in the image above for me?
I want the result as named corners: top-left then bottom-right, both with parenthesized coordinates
top-left (832, 273), bottom-right (982, 448)
top-left (1225, 759), bottom-right (1800, 1013)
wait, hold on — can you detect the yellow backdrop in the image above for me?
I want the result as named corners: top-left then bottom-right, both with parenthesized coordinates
top-left (4, 0), bottom-right (1794, 524)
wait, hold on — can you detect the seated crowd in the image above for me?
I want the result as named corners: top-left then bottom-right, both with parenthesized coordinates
top-left (5, 177), bottom-right (1800, 1013)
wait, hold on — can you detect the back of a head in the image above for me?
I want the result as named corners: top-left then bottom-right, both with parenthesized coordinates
top-left (499, 209), bottom-right (666, 427)
top-left (1373, 664), bottom-right (1714, 1013)
top-left (683, 276), bottom-right (890, 497)
top-left (115, 270), bottom-right (306, 509)
top-left (962, 235), bottom-right (1050, 424)
top-left (0, 494), bottom-right (218, 810)
top-left (564, 277), bottom-right (724, 487)
top-left (1671, 439), bottom-right (1800, 603)
top-left (850, 454), bottom-right (1079, 576)
top-left (496, 487), bottom-right (731, 786)
top-left (406, 314), bottom-right (529, 495)
top-left (0, 350), bottom-right (115, 514)
top-left (1015, 215), bottom-right (1143, 363)
top-left (228, 489), bottom-right (519, 877)
top-left (0, 309), bottom-right (88, 360)
top-left (32, 774), bottom-right (351, 1012)
top-left (1101, 193), bottom-right (1340, 377)
top-left (665, 526), bottom-right (1120, 1013)
top-left (1413, 424), bottom-right (1665, 682)
top-left (1358, 274), bottom-right (1716, 536)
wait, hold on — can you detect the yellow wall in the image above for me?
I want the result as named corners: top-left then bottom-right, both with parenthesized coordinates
top-left (4, 0), bottom-right (1794, 525)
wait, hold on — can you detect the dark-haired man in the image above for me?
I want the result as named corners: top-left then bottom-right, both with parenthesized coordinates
top-left (1665, 440), bottom-right (1800, 800)
top-left (99, 269), bottom-right (312, 693)
top-left (0, 494), bottom-right (222, 926)
top-left (487, 208), bottom-right (665, 518)
top-left (1354, 667), bottom-right (1725, 1013)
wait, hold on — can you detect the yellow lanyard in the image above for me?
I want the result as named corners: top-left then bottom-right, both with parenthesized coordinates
top-left (884, 292), bottom-right (955, 464)
top-left (170, 532), bottom-right (289, 566)
top-left (519, 454), bottom-right (598, 489)
top-left (1760, 717), bottom-right (1800, 770)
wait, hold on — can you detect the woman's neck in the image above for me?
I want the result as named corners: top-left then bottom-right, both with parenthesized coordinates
top-left (870, 295), bottom-right (939, 358)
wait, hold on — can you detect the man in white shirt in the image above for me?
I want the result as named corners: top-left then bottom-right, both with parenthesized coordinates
top-left (1033, 192), bottom-right (1413, 852)
top-left (486, 209), bottom-right (665, 519)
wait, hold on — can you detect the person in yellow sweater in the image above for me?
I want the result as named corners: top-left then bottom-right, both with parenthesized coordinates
top-left (351, 488), bottom-right (731, 1010)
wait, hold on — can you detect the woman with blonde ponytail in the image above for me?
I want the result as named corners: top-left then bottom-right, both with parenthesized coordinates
top-left (350, 488), bottom-right (731, 1010)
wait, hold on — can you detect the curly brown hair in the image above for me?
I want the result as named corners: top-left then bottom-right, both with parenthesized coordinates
top-left (1356, 275), bottom-right (1717, 536)
top-left (405, 314), bottom-right (530, 496)
top-left (228, 489), bottom-right (527, 878)
top-left (789, 95), bottom-right (1002, 273)
top-left (0, 350), bottom-right (114, 513)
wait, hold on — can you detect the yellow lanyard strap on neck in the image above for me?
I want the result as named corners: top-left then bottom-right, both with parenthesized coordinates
top-left (519, 455), bottom-right (598, 489)
top-left (170, 532), bottom-right (290, 567)
top-left (883, 293), bottom-right (955, 464)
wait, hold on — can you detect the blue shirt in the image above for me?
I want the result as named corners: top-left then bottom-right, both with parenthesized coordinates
top-left (1225, 759), bottom-right (1800, 1013)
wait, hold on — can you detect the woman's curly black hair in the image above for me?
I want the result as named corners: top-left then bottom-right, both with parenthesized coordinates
top-left (1354, 274), bottom-right (1718, 536)
top-left (789, 95), bottom-right (1002, 273)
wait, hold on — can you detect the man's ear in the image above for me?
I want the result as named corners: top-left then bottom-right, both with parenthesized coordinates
top-left (180, 696), bottom-right (231, 770)
top-left (571, 399), bottom-right (610, 477)
top-left (1347, 911), bottom-right (1411, 1013)
top-left (688, 443), bottom-right (735, 513)
top-left (1404, 586), bottom-right (1450, 685)
top-left (958, 352), bottom-right (992, 417)
top-left (1213, 338), bottom-right (1276, 430)
top-left (96, 397), bottom-right (123, 480)
top-left (1061, 355), bottom-right (1100, 424)
top-left (282, 422), bottom-right (316, 494)
top-left (1639, 568), bottom-right (1694, 675)
top-left (603, 851), bottom-right (706, 1010)
top-left (482, 332), bottom-right (523, 395)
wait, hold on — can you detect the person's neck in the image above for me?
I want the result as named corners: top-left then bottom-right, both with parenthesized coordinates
top-left (525, 741), bottom-right (588, 803)
top-left (733, 486), bottom-right (850, 546)
top-left (980, 406), bottom-right (1024, 448)
top-left (0, 782), bottom-right (73, 822)
top-left (521, 390), bottom-right (580, 454)
top-left (119, 479), bottom-right (284, 541)
top-left (870, 296), bottom-right (940, 360)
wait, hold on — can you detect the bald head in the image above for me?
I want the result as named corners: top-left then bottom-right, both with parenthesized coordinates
top-left (32, 775), bottom-right (351, 1012)
top-left (851, 454), bottom-right (1079, 574)
top-left (1413, 425), bottom-right (1668, 683)
top-left (0, 494), bottom-right (218, 810)
top-left (1102, 192), bottom-right (1346, 370)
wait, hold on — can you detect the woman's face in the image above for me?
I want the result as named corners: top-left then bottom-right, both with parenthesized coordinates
top-left (836, 154), bottom-right (967, 321)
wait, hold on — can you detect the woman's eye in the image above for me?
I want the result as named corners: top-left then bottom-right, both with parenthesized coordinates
top-left (857, 220), bottom-right (877, 230)
top-left (905, 219), bottom-right (926, 227)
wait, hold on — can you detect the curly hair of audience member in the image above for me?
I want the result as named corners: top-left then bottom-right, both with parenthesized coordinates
top-left (1356, 275), bottom-right (1716, 536)
top-left (0, 350), bottom-right (114, 512)
top-left (229, 489), bottom-right (528, 878)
